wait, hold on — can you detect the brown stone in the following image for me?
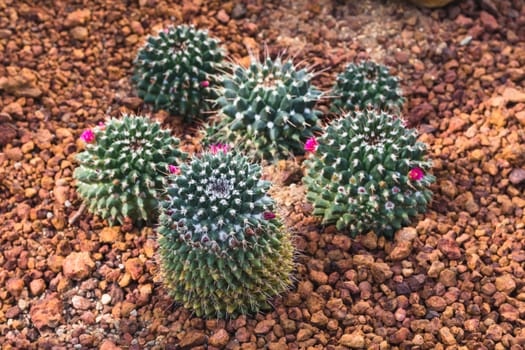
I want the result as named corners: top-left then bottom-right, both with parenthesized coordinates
top-left (360, 231), bottom-right (377, 250)
top-left (427, 261), bottom-right (445, 278)
top-left (340, 333), bottom-right (365, 348)
top-left (208, 328), bottom-right (229, 347)
top-left (438, 269), bottom-right (457, 287)
top-left (509, 168), bottom-right (525, 185)
top-left (29, 279), bottom-right (46, 296)
top-left (426, 296), bottom-right (447, 312)
top-left (437, 238), bottom-right (462, 260)
top-left (479, 11), bottom-right (499, 31)
top-left (179, 330), bottom-right (207, 348)
top-left (6, 277), bottom-right (25, 297)
top-left (495, 274), bottom-right (516, 294)
top-left (71, 26), bottom-right (88, 41)
top-left (309, 269), bottom-right (328, 285)
top-left (370, 262), bottom-right (393, 283)
top-left (64, 9), bottom-right (91, 27)
top-left (0, 68), bottom-right (42, 98)
top-left (333, 234), bottom-right (351, 251)
top-left (310, 310), bottom-right (329, 326)
top-left (499, 303), bottom-right (519, 322)
top-left (29, 293), bottom-right (63, 330)
top-left (100, 226), bottom-right (122, 243)
top-left (0, 122), bottom-right (17, 146)
top-left (125, 258), bottom-right (144, 280)
top-left (63, 252), bottom-right (95, 281)
top-left (439, 327), bottom-right (456, 345)
top-left (503, 87), bottom-right (525, 103)
top-left (2, 102), bottom-right (23, 118)
top-left (216, 9), bottom-right (230, 24)
top-left (254, 319), bottom-right (275, 334)
top-left (72, 295), bottom-right (92, 310)
top-left (389, 241), bottom-right (412, 261)
top-left (100, 340), bottom-right (121, 350)
top-left (297, 328), bottom-right (313, 341)
top-left (389, 327), bottom-right (410, 344)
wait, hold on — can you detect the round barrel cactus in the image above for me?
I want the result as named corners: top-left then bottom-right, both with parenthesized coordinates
top-left (303, 110), bottom-right (434, 238)
top-left (205, 56), bottom-right (322, 161)
top-left (74, 114), bottom-right (186, 226)
top-left (331, 61), bottom-right (404, 113)
top-left (158, 145), bottom-right (294, 318)
top-left (133, 24), bottom-right (225, 120)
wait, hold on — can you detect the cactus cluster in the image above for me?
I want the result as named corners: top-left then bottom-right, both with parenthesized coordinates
top-left (303, 110), bottom-right (434, 237)
top-left (133, 25), bottom-right (225, 120)
top-left (74, 114), bottom-right (186, 226)
top-left (158, 146), bottom-right (294, 318)
top-left (331, 61), bottom-right (404, 113)
top-left (205, 56), bottom-right (322, 161)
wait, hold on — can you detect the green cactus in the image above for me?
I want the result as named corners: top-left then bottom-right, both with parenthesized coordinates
top-left (331, 61), bottom-right (404, 113)
top-left (74, 114), bottom-right (186, 226)
top-left (133, 24), bottom-right (226, 121)
top-left (205, 56), bottom-right (322, 161)
top-left (303, 110), bottom-right (434, 238)
top-left (158, 145), bottom-right (294, 318)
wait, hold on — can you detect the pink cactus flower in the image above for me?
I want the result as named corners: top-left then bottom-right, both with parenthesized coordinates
top-left (408, 167), bottom-right (424, 181)
top-left (263, 212), bottom-right (276, 220)
top-left (304, 137), bottom-right (318, 153)
top-left (200, 80), bottom-right (210, 87)
top-left (97, 121), bottom-right (106, 130)
top-left (80, 129), bottom-right (95, 143)
top-left (210, 143), bottom-right (229, 155)
top-left (169, 165), bottom-right (181, 175)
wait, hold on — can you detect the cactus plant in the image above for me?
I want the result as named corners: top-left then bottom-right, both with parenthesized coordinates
top-left (331, 61), bottom-right (404, 113)
top-left (133, 24), bottom-right (225, 120)
top-left (74, 114), bottom-right (186, 226)
top-left (303, 110), bottom-right (434, 238)
top-left (158, 145), bottom-right (294, 318)
top-left (205, 56), bottom-right (322, 161)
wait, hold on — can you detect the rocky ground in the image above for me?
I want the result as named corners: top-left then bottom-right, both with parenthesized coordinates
top-left (1, 0), bottom-right (525, 349)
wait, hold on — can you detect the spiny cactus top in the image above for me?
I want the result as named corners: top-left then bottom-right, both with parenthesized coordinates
top-left (331, 61), bottom-right (404, 113)
top-left (205, 56), bottom-right (322, 161)
top-left (74, 114), bottom-right (186, 226)
top-left (133, 24), bottom-right (225, 121)
top-left (158, 145), bottom-right (294, 318)
top-left (303, 110), bottom-right (434, 238)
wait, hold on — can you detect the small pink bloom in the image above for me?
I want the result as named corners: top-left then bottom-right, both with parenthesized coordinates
top-left (263, 212), bottom-right (276, 220)
top-left (169, 165), bottom-right (181, 175)
top-left (80, 129), bottom-right (95, 143)
top-left (408, 167), bottom-right (424, 181)
top-left (200, 80), bottom-right (210, 88)
top-left (210, 143), bottom-right (229, 155)
top-left (98, 121), bottom-right (106, 130)
top-left (304, 137), bottom-right (318, 153)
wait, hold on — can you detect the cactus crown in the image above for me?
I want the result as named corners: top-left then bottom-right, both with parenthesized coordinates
top-left (158, 146), bottom-right (294, 318)
top-left (331, 61), bottom-right (404, 113)
top-left (133, 24), bottom-right (225, 120)
top-left (205, 56), bottom-right (322, 161)
top-left (74, 114), bottom-right (186, 226)
top-left (303, 110), bottom-right (434, 238)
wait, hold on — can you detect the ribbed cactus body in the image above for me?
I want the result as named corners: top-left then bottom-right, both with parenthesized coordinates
top-left (331, 61), bottom-right (404, 113)
top-left (303, 110), bottom-right (434, 238)
top-left (158, 148), bottom-right (294, 318)
top-left (74, 114), bottom-right (186, 225)
top-left (133, 25), bottom-right (225, 120)
top-left (206, 57), bottom-right (322, 161)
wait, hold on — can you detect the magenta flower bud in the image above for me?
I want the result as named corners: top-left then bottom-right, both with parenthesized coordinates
top-left (304, 137), bottom-right (318, 153)
top-left (408, 167), bottom-right (424, 181)
top-left (80, 129), bottom-right (95, 143)
top-left (200, 80), bottom-right (210, 87)
top-left (210, 143), bottom-right (229, 155)
top-left (263, 212), bottom-right (276, 220)
top-left (169, 165), bottom-right (181, 175)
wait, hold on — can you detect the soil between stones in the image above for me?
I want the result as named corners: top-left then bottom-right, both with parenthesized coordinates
top-left (1, 0), bottom-right (525, 349)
